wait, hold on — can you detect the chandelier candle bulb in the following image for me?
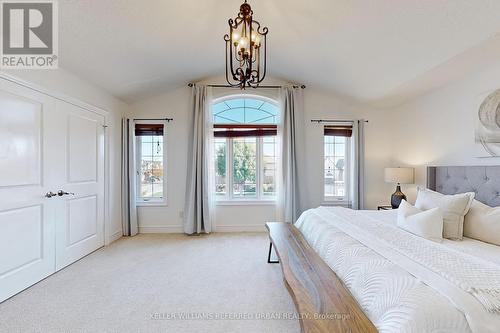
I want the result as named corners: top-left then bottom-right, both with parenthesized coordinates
top-left (232, 32), bottom-right (240, 44)
top-left (254, 35), bottom-right (261, 47)
top-left (239, 37), bottom-right (249, 49)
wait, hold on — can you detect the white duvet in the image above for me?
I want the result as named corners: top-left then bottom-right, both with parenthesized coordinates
top-left (295, 207), bottom-right (500, 333)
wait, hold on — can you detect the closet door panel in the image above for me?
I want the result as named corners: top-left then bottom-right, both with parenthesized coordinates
top-left (0, 90), bottom-right (41, 187)
top-left (0, 80), bottom-right (57, 302)
top-left (55, 100), bottom-right (105, 270)
top-left (67, 114), bottom-right (98, 183)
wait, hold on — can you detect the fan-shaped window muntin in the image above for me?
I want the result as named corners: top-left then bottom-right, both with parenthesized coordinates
top-left (213, 97), bottom-right (278, 125)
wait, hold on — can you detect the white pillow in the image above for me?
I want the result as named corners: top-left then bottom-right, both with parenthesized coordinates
top-left (397, 200), bottom-right (443, 242)
top-left (464, 200), bottom-right (500, 246)
top-left (415, 188), bottom-right (474, 240)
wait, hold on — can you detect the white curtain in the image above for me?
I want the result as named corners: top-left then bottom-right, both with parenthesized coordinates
top-left (350, 120), bottom-right (366, 210)
top-left (183, 85), bottom-right (216, 234)
top-left (277, 86), bottom-right (309, 223)
top-left (121, 118), bottom-right (138, 236)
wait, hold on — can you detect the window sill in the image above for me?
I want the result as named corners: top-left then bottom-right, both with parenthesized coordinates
top-left (136, 200), bottom-right (168, 207)
top-left (321, 200), bottom-right (350, 207)
top-left (216, 200), bottom-right (276, 206)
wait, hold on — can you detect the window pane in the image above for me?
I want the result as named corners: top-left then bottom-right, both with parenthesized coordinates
top-left (152, 137), bottom-right (163, 156)
top-left (137, 133), bottom-right (165, 201)
top-left (141, 135), bottom-right (153, 143)
top-left (141, 182), bottom-right (153, 198)
top-left (140, 160), bottom-right (153, 184)
top-left (141, 141), bottom-right (151, 155)
top-left (233, 138), bottom-right (257, 198)
top-left (262, 136), bottom-right (276, 197)
top-left (151, 157), bottom-right (163, 182)
top-left (152, 183), bottom-right (163, 198)
top-left (324, 136), bottom-right (346, 200)
top-left (213, 98), bottom-right (278, 125)
top-left (214, 138), bottom-right (227, 196)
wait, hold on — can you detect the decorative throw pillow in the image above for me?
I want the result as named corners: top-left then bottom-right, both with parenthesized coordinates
top-left (464, 200), bottom-right (500, 246)
top-left (415, 188), bottom-right (475, 240)
top-left (397, 200), bottom-right (443, 242)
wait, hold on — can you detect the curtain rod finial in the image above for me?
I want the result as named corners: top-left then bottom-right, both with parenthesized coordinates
top-left (188, 83), bottom-right (194, 87)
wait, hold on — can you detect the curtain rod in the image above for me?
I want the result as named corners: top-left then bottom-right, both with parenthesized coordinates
top-left (133, 118), bottom-right (173, 122)
top-left (310, 119), bottom-right (369, 123)
top-left (188, 83), bottom-right (306, 89)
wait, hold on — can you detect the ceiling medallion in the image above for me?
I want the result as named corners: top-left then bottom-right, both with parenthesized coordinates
top-left (224, 0), bottom-right (268, 89)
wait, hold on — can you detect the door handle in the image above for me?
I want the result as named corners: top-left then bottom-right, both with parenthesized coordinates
top-left (45, 191), bottom-right (57, 198)
top-left (57, 190), bottom-right (75, 196)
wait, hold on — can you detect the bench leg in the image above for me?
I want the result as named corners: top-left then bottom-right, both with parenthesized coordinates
top-left (267, 242), bottom-right (279, 264)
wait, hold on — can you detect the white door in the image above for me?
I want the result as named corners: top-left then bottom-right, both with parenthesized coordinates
top-left (0, 80), bottom-right (58, 302)
top-left (0, 79), bottom-right (106, 302)
top-left (54, 100), bottom-right (105, 270)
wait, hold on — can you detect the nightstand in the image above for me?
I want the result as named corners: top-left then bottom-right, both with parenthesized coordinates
top-left (377, 205), bottom-right (393, 210)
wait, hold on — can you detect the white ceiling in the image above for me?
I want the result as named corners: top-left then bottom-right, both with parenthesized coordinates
top-left (58, 0), bottom-right (500, 105)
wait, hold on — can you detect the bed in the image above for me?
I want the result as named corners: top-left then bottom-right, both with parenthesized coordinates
top-left (267, 166), bottom-right (500, 333)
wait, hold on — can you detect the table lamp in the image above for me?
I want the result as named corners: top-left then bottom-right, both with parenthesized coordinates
top-left (384, 167), bottom-right (415, 208)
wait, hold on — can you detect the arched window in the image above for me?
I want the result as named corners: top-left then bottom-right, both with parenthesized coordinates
top-left (212, 96), bottom-right (278, 200)
top-left (213, 97), bottom-right (278, 124)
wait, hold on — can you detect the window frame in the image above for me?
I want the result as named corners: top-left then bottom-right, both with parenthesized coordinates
top-left (215, 136), bottom-right (277, 205)
top-left (212, 94), bottom-right (278, 204)
top-left (134, 120), bottom-right (168, 206)
top-left (323, 134), bottom-right (351, 205)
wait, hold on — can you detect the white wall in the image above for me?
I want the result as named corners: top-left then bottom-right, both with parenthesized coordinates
top-left (389, 59), bottom-right (500, 203)
top-left (130, 77), bottom-right (394, 232)
top-left (303, 87), bottom-right (395, 209)
top-left (130, 82), bottom-right (280, 233)
top-left (6, 52), bottom-right (499, 238)
top-left (128, 86), bottom-right (190, 233)
top-left (1, 68), bottom-right (129, 243)
top-left (5, 55), bottom-right (499, 235)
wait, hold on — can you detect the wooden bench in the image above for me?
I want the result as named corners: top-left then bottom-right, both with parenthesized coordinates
top-left (266, 222), bottom-right (377, 333)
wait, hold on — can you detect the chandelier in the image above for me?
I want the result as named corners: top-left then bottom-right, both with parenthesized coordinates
top-left (224, 0), bottom-right (268, 89)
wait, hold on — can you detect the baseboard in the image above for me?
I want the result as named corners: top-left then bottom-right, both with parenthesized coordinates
top-left (106, 229), bottom-right (123, 245)
top-left (138, 224), bottom-right (267, 233)
top-left (139, 225), bottom-right (184, 233)
top-left (215, 224), bottom-right (267, 232)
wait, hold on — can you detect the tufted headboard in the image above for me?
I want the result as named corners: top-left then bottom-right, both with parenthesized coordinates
top-left (427, 166), bottom-right (500, 207)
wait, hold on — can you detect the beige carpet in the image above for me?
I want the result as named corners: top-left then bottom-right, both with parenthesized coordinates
top-left (0, 233), bottom-right (299, 333)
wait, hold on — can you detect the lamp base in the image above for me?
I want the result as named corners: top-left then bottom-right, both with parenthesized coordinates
top-left (391, 185), bottom-right (407, 209)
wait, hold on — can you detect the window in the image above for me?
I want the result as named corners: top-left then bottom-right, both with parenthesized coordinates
top-left (135, 122), bottom-right (167, 205)
top-left (213, 96), bottom-right (278, 201)
top-left (324, 125), bottom-right (351, 202)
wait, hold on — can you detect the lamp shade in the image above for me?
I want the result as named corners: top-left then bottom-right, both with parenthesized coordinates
top-left (384, 167), bottom-right (414, 184)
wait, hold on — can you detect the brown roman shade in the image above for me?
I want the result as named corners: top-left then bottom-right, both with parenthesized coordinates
top-left (324, 125), bottom-right (352, 137)
top-left (135, 124), bottom-right (164, 136)
top-left (214, 124), bottom-right (277, 138)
